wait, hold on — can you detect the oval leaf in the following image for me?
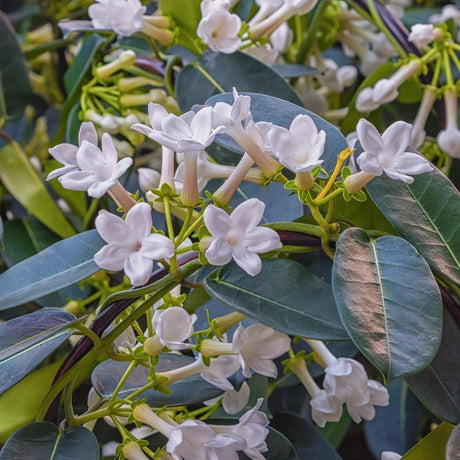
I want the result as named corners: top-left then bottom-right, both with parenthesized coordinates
top-left (0, 422), bottom-right (99, 460)
top-left (205, 92), bottom-right (348, 173)
top-left (366, 170), bottom-right (460, 286)
top-left (0, 309), bottom-right (76, 395)
top-left (405, 308), bottom-right (460, 424)
top-left (176, 50), bottom-right (303, 111)
top-left (0, 229), bottom-right (104, 310)
top-left (204, 258), bottom-right (348, 340)
top-left (92, 354), bottom-right (222, 406)
top-left (332, 228), bottom-right (443, 381)
top-left (0, 144), bottom-right (75, 239)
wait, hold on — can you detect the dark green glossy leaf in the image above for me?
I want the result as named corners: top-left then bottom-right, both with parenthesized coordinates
top-left (58, 19), bottom-right (95, 38)
top-left (53, 34), bottom-right (106, 143)
top-left (176, 51), bottom-right (303, 112)
top-left (0, 229), bottom-right (104, 310)
top-left (0, 215), bottom-right (3, 249)
top-left (92, 354), bottom-right (222, 406)
top-left (0, 12), bottom-right (31, 119)
top-left (0, 309), bottom-right (76, 395)
top-left (332, 228), bottom-right (443, 381)
top-left (0, 422), bottom-right (99, 460)
top-left (364, 379), bottom-right (425, 458)
top-left (206, 92), bottom-right (348, 173)
top-left (402, 422), bottom-right (454, 460)
top-left (405, 308), bottom-right (460, 424)
top-left (271, 413), bottom-right (341, 460)
top-left (204, 258), bottom-right (348, 340)
top-left (366, 170), bottom-right (460, 286)
top-left (0, 144), bottom-right (76, 238)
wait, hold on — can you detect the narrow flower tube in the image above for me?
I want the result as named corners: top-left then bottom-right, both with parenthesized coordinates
top-left (212, 153), bottom-right (255, 205)
top-left (122, 441), bottom-right (151, 460)
top-left (343, 170), bottom-right (375, 194)
top-left (95, 50), bottom-right (136, 80)
top-left (133, 404), bottom-right (175, 437)
top-left (411, 87), bottom-right (437, 148)
top-left (437, 88), bottom-right (460, 158)
top-left (160, 146), bottom-right (176, 192)
top-left (180, 151), bottom-right (200, 206)
top-left (141, 22), bottom-right (175, 46)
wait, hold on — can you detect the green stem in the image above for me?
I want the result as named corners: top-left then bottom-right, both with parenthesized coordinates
top-left (109, 360), bottom-right (138, 404)
top-left (24, 38), bottom-right (73, 60)
top-left (313, 187), bottom-right (343, 207)
top-left (175, 207), bottom-right (194, 246)
top-left (266, 221), bottom-right (324, 238)
top-left (163, 196), bottom-right (178, 276)
top-left (367, 0), bottom-right (406, 58)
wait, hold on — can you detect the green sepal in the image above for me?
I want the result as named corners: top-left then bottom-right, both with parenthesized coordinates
top-left (343, 190), bottom-right (352, 202)
top-left (283, 180), bottom-right (297, 190)
top-left (341, 166), bottom-right (352, 180)
top-left (352, 190), bottom-right (368, 202)
top-left (311, 165), bottom-right (323, 178)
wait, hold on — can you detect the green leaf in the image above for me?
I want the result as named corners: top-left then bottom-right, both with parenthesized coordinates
top-left (405, 308), bottom-right (460, 424)
top-left (0, 12), bottom-right (32, 119)
top-left (58, 19), bottom-right (95, 38)
top-left (92, 354), bottom-right (222, 406)
top-left (0, 361), bottom-right (62, 443)
top-left (364, 379), bottom-right (425, 458)
top-left (272, 64), bottom-right (319, 78)
top-left (0, 143), bottom-right (76, 238)
top-left (0, 309), bottom-right (76, 395)
top-left (204, 258), bottom-right (348, 340)
top-left (176, 51), bottom-right (303, 112)
top-left (159, 0), bottom-right (202, 53)
top-left (332, 228), bottom-right (443, 381)
top-left (53, 34), bottom-right (107, 144)
top-left (271, 413), bottom-right (341, 460)
top-left (0, 422), bottom-right (99, 460)
top-left (402, 422), bottom-right (454, 460)
top-left (366, 170), bottom-right (460, 286)
top-left (0, 229), bottom-right (104, 310)
top-left (205, 92), bottom-right (348, 173)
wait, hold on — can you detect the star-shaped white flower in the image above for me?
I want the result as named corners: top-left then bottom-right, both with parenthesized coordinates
top-left (310, 389), bottom-right (343, 428)
top-left (203, 198), bottom-right (282, 276)
top-left (132, 105), bottom-right (219, 153)
top-left (356, 119), bottom-right (432, 183)
top-left (49, 131), bottom-right (133, 198)
top-left (268, 114), bottom-right (326, 173)
top-left (47, 122), bottom-right (97, 181)
top-left (94, 203), bottom-right (175, 286)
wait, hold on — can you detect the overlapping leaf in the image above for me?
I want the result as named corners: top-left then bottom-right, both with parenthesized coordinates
top-left (332, 228), bottom-right (442, 381)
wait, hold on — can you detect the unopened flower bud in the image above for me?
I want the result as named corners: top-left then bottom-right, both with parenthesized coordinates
top-left (344, 171), bottom-right (375, 194)
top-left (122, 442), bottom-right (150, 460)
top-left (95, 50), bottom-right (136, 80)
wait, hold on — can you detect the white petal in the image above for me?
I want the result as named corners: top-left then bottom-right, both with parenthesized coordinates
top-left (357, 152), bottom-right (384, 176)
top-left (58, 171), bottom-right (97, 191)
top-left (356, 119), bottom-right (385, 153)
top-left (148, 103), bottom-right (169, 130)
top-left (79, 122), bottom-right (98, 146)
top-left (382, 121), bottom-right (412, 154)
top-left (232, 245), bottom-right (262, 276)
top-left (125, 202), bottom-right (153, 238)
top-left (230, 198), bottom-right (265, 233)
top-left (48, 144), bottom-right (78, 165)
top-left (204, 205), bottom-right (232, 238)
top-left (141, 233), bottom-right (175, 260)
top-left (101, 133), bottom-right (119, 168)
top-left (124, 251), bottom-right (153, 286)
top-left (94, 244), bottom-right (133, 271)
top-left (206, 238), bottom-right (233, 266)
top-left (244, 227), bottom-right (282, 253)
top-left (95, 210), bottom-right (130, 244)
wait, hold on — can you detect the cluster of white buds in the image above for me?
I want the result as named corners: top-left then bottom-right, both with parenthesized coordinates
top-left (289, 340), bottom-right (389, 427)
top-left (337, 3), bottom-right (397, 76)
top-left (88, 0), bottom-right (174, 45)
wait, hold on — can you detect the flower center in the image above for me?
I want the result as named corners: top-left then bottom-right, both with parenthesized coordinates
top-left (226, 229), bottom-right (241, 246)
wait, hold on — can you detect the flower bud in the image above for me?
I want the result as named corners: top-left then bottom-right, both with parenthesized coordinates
top-left (143, 335), bottom-right (164, 356)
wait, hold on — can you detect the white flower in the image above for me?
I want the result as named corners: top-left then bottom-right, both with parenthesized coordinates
top-left (268, 114), bottom-right (326, 173)
top-left (49, 132), bottom-right (133, 198)
top-left (244, 43), bottom-right (278, 65)
top-left (94, 203), bottom-right (175, 286)
top-left (430, 5), bottom-right (460, 25)
top-left (197, 7), bottom-right (242, 54)
top-left (318, 59), bottom-right (357, 93)
top-left (310, 390), bottom-right (343, 428)
top-left (323, 357), bottom-right (370, 406)
top-left (151, 307), bottom-right (197, 350)
top-left (203, 198), bottom-right (282, 276)
top-left (47, 122), bottom-right (97, 181)
top-left (346, 379), bottom-right (389, 423)
top-left (356, 119), bottom-right (432, 183)
top-left (138, 167), bottom-right (161, 193)
top-left (132, 105), bottom-right (219, 153)
top-left (270, 22), bottom-right (293, 52)
top-left (201, 353), bottom-right (242, 391)
top-left (408, 24), bottom-right (435, 49)
top-left (212, 88), bottom-right (251, 128)
top-left (381, 452), bottom-right (402, 460)
top-left (88, 0), bottom-right (146, 36)
top-left (204, 381), bottom-right (251, 415)
top-left (211, 398), bottom-right (269, 460)
top-left (232, 324), bottom-right (290, 378)
top-left (167, 419), bottom-right (245, 460)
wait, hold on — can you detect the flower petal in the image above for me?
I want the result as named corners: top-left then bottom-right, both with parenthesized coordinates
top-left (79, 121), bottom-right (98, 146)
top-left (230, 198), bottom-right (265, 234)
top-left (125, 202), bottom-right (152, 238)
top-left (382, 121), bottom-right (412, 154)
top-left (206, 238), bottom-right (233, 266)
top-left (95, 210), bottom-right (130, 244)
top-left (124, 251), bottom-right (153, 286)
top-left (356, 119), bottom-right (384, 153)
top-left (94, 244), bottom-right (133, 271)
top-left (232, 244), bottom-right (262, 276)
top-left (142, 233), bottom-right (175, 260)
top-left (244, 227), bottom-right (282, 253)
top-left (204, 205), bottom-right (232, 238)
